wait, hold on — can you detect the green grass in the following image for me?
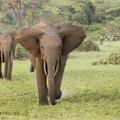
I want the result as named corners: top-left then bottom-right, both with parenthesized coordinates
top-left (0, 41), bottom-right (120, 120)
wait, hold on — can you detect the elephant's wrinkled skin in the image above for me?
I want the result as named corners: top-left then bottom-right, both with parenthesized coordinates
top-left (0, 29), bottom-right (17, 80)
top-left (16, 22), bottom-right (86, 105)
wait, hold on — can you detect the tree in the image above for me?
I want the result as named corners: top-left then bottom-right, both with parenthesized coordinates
top-left (82, 0), bottom-right (95, 24)
top-left (0, 0), bottom-right (22, 29)
top-left (93, 0), bottom-right (120, 23)
top-left (0, 0), bottom-right (49, 28)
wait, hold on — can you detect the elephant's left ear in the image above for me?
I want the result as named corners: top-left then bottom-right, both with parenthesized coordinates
top-left (58, 26), bottom-right (86, 56)
top-left (9, 29), bottom-right (18, 53)
top-left (8, 29), bottom-right (17, 35)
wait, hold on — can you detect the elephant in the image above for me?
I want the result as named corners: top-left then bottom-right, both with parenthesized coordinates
top-left (16, 22), bottom-right (86, 105)
top-left (0, 29), bottom-right (17, 80)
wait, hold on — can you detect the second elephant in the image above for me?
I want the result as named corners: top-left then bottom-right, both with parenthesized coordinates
top-left (0, 29), bottom-right (17, 80)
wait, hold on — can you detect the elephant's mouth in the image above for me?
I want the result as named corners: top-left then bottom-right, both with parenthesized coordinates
top-left (43, 60), bottom-right (59, 76)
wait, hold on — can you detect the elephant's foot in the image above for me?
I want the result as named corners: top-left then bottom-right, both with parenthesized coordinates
top-left (55, 90), bottom-right (62, 100)
top-left (39, 99), bottom-right (49, 105)
top-left (50, 100), bottom-right (56, 105)
top-left (4, 73), bottom-right (7, 79)
top-left (4, 74), bottom-right (11, 80)
top-left (6, 77), bottom-right (11, 80)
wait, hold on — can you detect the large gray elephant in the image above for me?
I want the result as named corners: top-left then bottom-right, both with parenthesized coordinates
top-left (16, 22), bottom-right (86, 105)
top-left (0, 29), bottom-right (17, 80)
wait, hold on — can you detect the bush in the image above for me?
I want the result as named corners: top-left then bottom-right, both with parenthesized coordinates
top-left (106, 18), bottom-right (120, 35)
top-left (92, 52), bottom-right (120, 65)
top-left (107, 53), bottom-right (120, 64)
top-left (84, 23), bottom-right (102, 32)
top-left (77, 40), bottom-right (100, 51)
top-left (0, 24), bottom-right (4, 31)
top-left (15, 44), bottom-right (29, 59)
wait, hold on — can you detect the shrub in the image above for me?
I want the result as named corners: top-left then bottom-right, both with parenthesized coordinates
top-left (107, 52), bottom-right (120, 64)
top-left (92, 52), bottom-right (120, 65)
top-left (15, 44), bottom-right (29, 59)
top-left (77, 40), bottom-right (100, 51)
top-left (84, 23), bottom-right (102, 32)
top-left (106, 18), bottom-right (120, 35)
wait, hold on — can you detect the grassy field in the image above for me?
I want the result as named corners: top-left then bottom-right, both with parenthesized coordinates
top-left (0, 41), bottom-right (120, 120)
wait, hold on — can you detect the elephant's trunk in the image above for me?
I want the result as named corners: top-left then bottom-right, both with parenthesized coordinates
top-left (48, 64), bottom-right (56, 105)
top-left (45, 55), bottom-right (59, 105)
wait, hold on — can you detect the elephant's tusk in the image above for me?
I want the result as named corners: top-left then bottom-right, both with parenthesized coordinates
top-left (44, 60), bottom-right (48, 76)
top-left (54, 60), bottom-right (59, 76)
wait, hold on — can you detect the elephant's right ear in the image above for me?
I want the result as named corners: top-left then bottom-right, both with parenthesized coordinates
top-left (16, 27), bottom-right (43, 57)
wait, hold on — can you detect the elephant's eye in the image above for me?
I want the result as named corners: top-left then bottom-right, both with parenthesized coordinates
top-left (58, 46), bottom-right (62, 50)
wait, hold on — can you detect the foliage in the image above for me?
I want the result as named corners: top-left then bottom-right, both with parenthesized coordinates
top-left (84, 23), bottom-right (102, 32)
top-left (92, 52), bottom-right (120, 65)
top-left (107, 53), bottom-right (120, 64)
top-left (77, 40), bottom-right (100, 51)
top-left (15, 44), bottom-right (28, 59)
top-left (0, 0), bottom-right (96, 28)
top-left (93, 0), bottom-right (120, 22)
top-left (106, 17), bottom-right (120, 35)
top-left (105, 7), bottom-right (120, 20)
top-left (86, 17), bottom-right (120, 42)
top-left (0, 24), bottom-right (4, 31)
top-left (0, 0), bottom-right (119, 30)
top-left (40, 0), bottom-right (90, 25)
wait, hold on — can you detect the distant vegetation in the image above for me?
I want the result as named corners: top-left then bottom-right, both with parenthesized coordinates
top-left (92, 52), bottom-right (120, 65)
top-left (77, 40), bottom-right (100, 51)
top-left (14, 44), bottom-right (29, 59)
top-left (0, 0), bottom-right (119, 30)
top-left (0, 0), bottom-right (120, 57)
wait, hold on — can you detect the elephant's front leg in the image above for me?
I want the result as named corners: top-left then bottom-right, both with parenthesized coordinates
top-left (36, 58), bottom-right (48, 105)
top-left (55, 56), bottom-right (68, 100)
top-left (7, 53), bottom-right (13, 80)
top-left (0, 60), bottom-right (2, 78)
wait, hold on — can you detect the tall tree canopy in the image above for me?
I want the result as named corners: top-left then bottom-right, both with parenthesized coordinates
top-left (0, 0), bottom-right (119, 29)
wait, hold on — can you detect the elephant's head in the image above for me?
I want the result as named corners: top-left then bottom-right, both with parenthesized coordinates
top-left (16, 23), bottom-right (86, 104)
top-left (1, 29), bottom-right (17, 59)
